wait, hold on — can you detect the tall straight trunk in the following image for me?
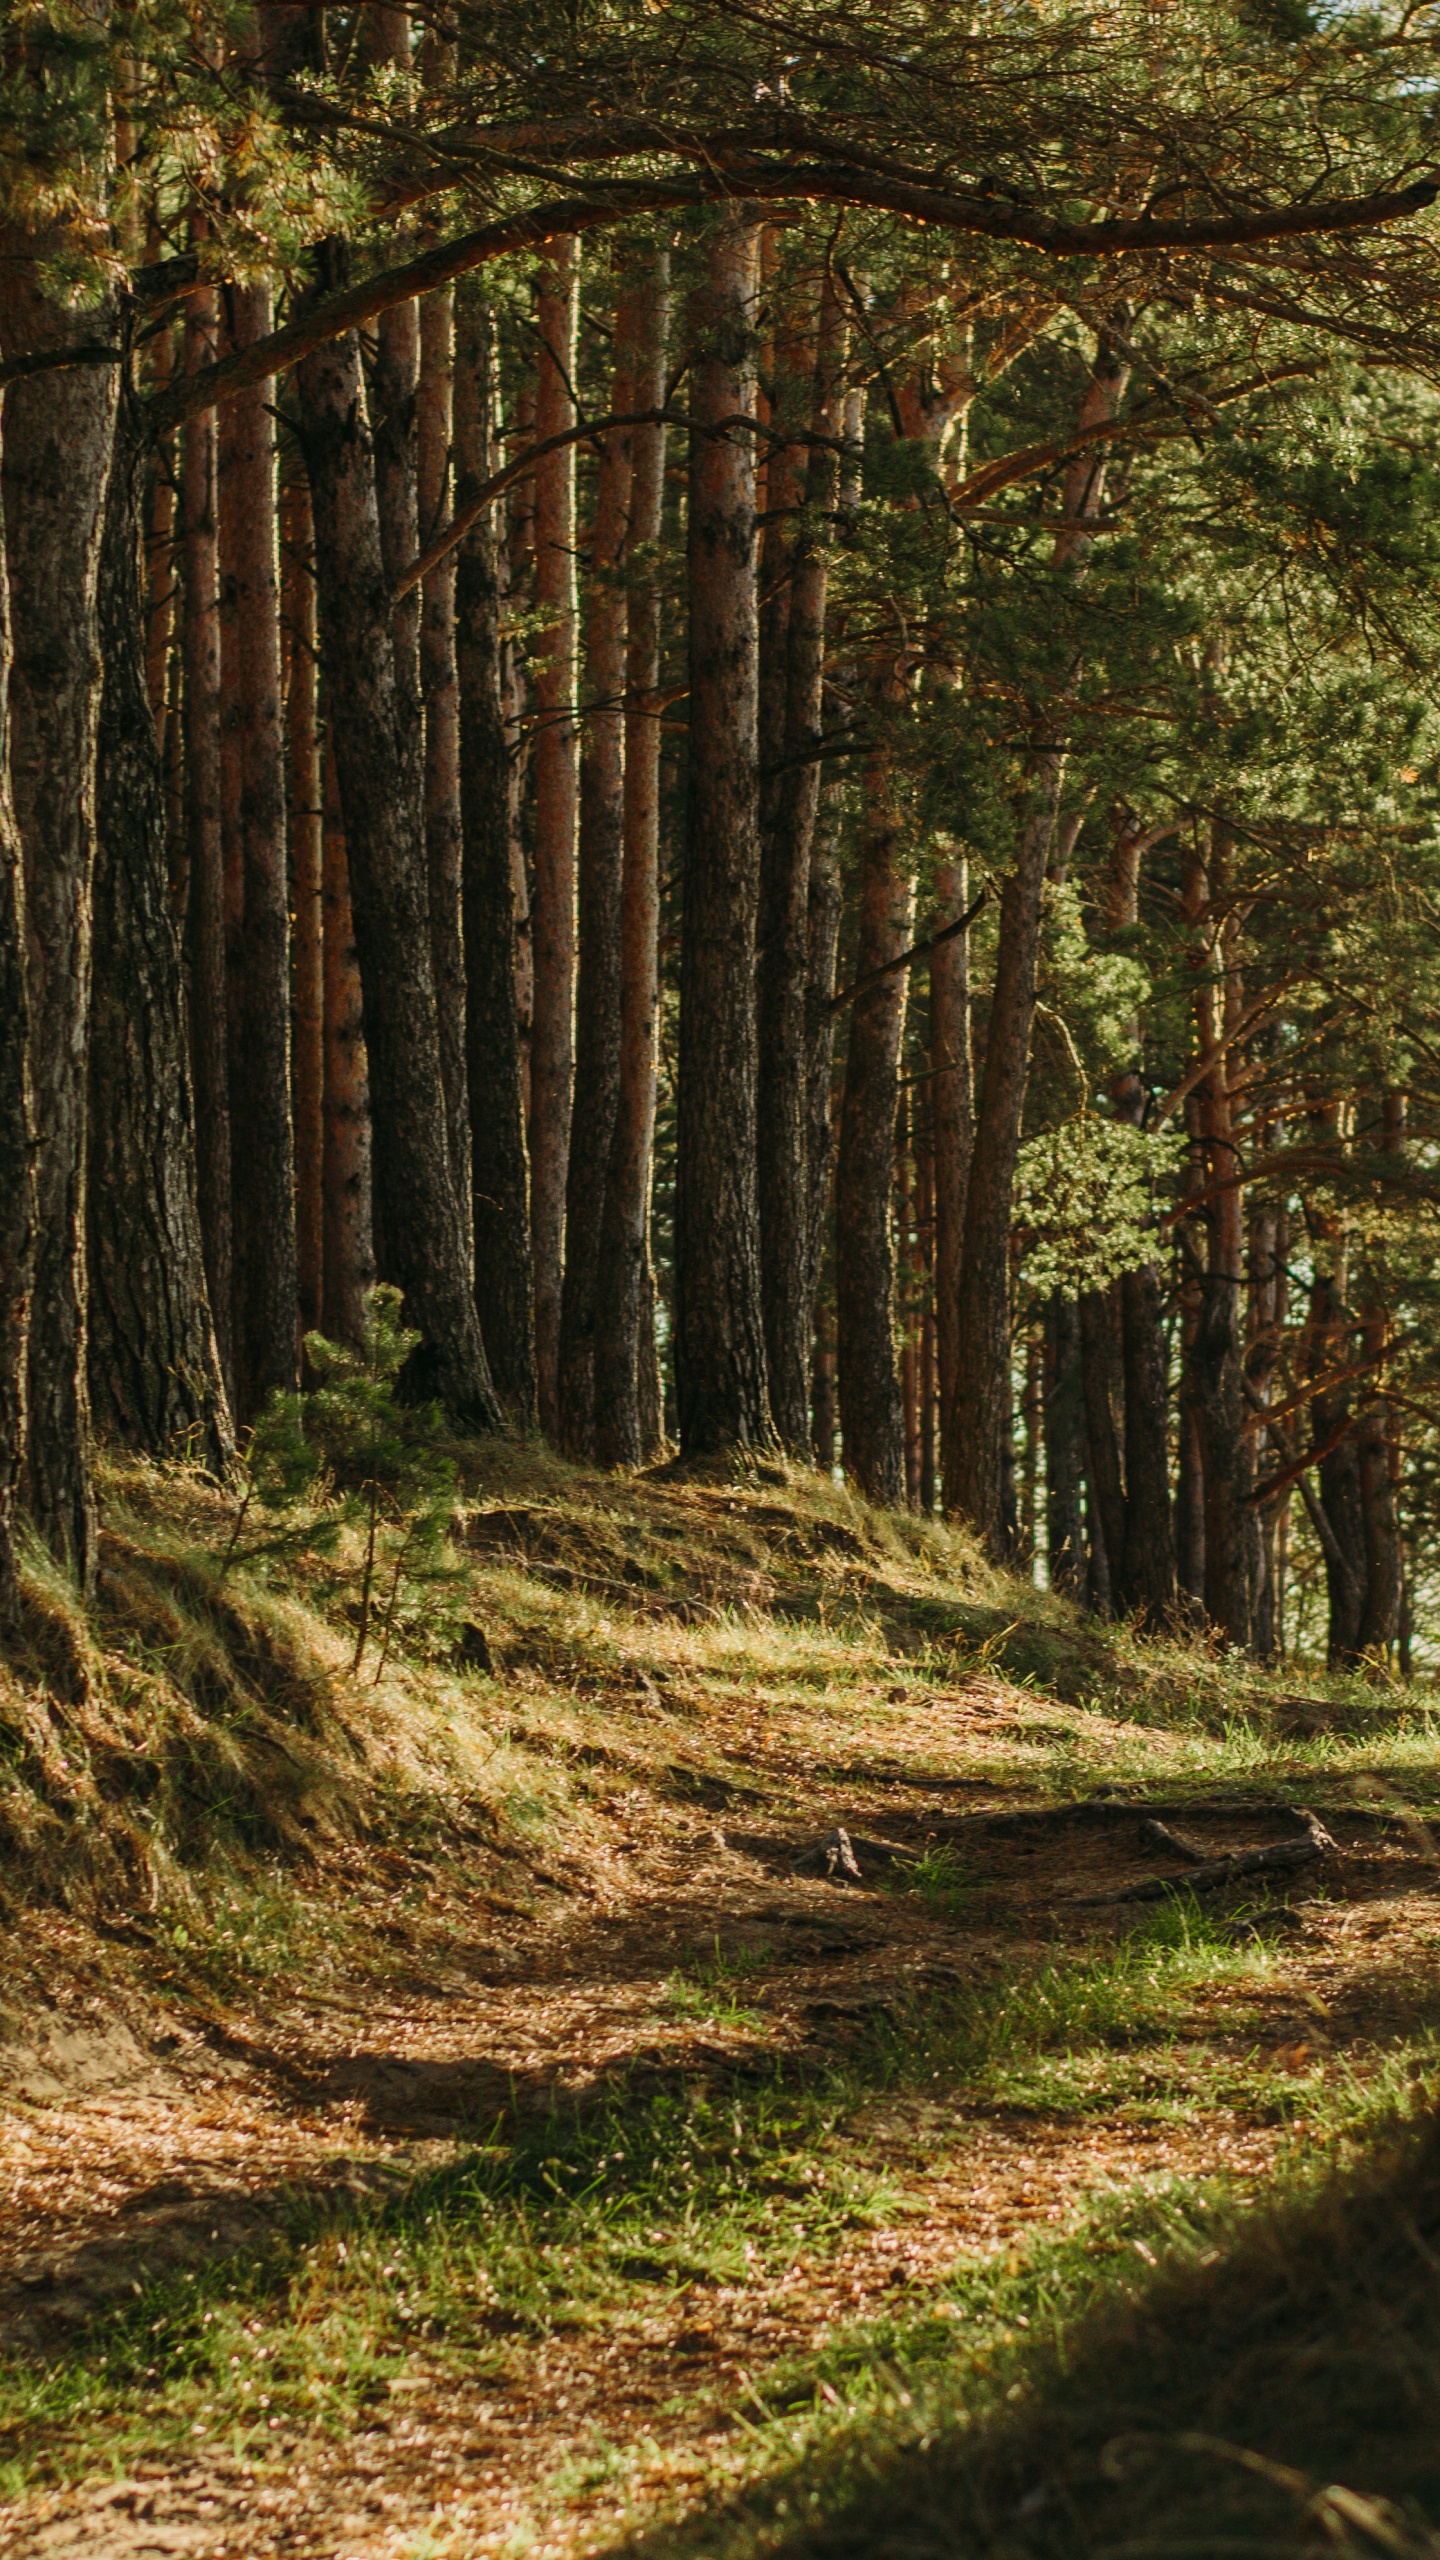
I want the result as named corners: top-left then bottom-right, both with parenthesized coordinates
top-left (529, 239), bottom-right (581, 1439)
top-left (321, 731), bottom-right (374, 1346)
top-left (283, 474), bottom-right (324, 1343)
top-left (144, 321), bottom-right (178, 748)
top-left (757, 273), bottom-right (847, 1451)
top-left (595, 250), bottom-right (670, 1468)
top-left (1175, 1115), bottom-right (1207, 1612)
top-left (836, 737), bottom-right (912, 1507)
top-left (1188, 843), bottom-right (1258, 1650)
top-left (1043, 1295), bottom-right (1086, 1596)
top-left (1303, 1103), bottom-right (1365, 1666)
top-left (226, 283), bottom-right (298, 1410)
top-left (898, 1095), bottom-right (921, 1510)
top-left (1357, 1096), bottom-right (1404, 1662)
top-left (0, 505), bottom-right (34, 1625)
top-left (949, 332), bottom-right (1129, 1550)
top-left (755, 232), bottom-right (802, 870)
top-left (217, 352), bottom-right (246, 1241)
top-left (917, 1104), bottom-right (937, 1517)
top-left (812, 1299), bottom-right (837, 1472)
top-left (1247, 1179), bottom-right (1286, 1663)
top-left (181, 284), bottom-right (234, 1399)
top-left (931, 852), bottom-right (974, 1504)
top-left (0, 250), bottom-right (117, 1580)
top-left (418, 285), bottom-right (470, 1241)
top-left (88, 396), bottom-right (234, 1471)
top-left (804, 776), bottom-right (844, 1321)
top-left (507, 377), bottom-right (537, 1115)
top-left (454, 292), bottom-right (535, 1427)
top-left (298, 321), bottom-right (502, 1428)
top-left (1105, 821), bottom-right (1178, 1621)
top-left (559, 275), bottom-right (637, 1454)
top-left (1079, 1289), bottom-right (1126, 1612)
top-left (674, 209), bottom-right (773, 1453)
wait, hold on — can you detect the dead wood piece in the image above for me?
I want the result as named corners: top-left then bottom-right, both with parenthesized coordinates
top-left (1140, 1817), bottom-right (1209, 1864)
top-left (791, 1826), bottom-right (865, 1887)
top-left (1079, 1809), bottom-right (1338, 1906)
top-left (845, 1833), bottom-right (921, 1870)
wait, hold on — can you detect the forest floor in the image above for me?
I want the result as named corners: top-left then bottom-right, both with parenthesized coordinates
top-left (1, 1449), bottom-right (1439, 2560)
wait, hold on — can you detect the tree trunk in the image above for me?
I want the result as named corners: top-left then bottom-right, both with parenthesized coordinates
top-left (226, 283), bottom-right (298, 1411)
top-left (0, 247), bottom-right (117, 1581)
top-left (298, 319), bottom-right (502, 1428)
top-left (283, 474), bottom-right (324, 1344)
top-left (1044, 1296), bottom-right (1086, 1597)
top-left (917, 1103), bottom-right (937, 1517)
top-left (1105, 818), bottom-right (1177, 1621)
top-left (0, 509), bottom-right (34, 1626)
top-left (321, 731), bottom-right (374, 1347)
top-left (804, 776), bottom-right (844, 1324)
top-left (1303, 1115), bottom-right (1365, 1668)
top-left (559, 274), bottom-right (637, 1454)
top-left (1247, 1181), bottom-right (1286, 1663)
top-left (1356, 1106), bottom-right (1404, 1664)
top-left (757, 272), bottom-right (846, 1451)
top-left (1079, 1288), bottom-right (1126, 1612)
top-left (529, 239), bottom-right (581, 1439)
top-left (836, 734), bottom-right (911, 1508)
top-left (88, 395), bottom-right (234, 1472)
top-left (455, 292), bottom-right (537, 1430)
top-left (674, 209), bottom-right (773, 1454)
top-left (1188, 848), bottom-right (1258, 1651)
top-left (931, 852), bottom-right (974, 1506)
top-left (181, 283), bottom-right (234, 1399)
top-left (418, 285), bottom-right (471, 1248)
top-left (594, 250), bottom-right (670, 1469)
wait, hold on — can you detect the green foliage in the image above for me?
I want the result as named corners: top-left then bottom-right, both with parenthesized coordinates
top-left (1013, 1116), bottom-right (1188, 1300)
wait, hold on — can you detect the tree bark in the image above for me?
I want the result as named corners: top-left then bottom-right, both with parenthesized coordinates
top-left (594, 250), bottom-right (670, 1468)
top-left (805, 777), bottom-right (844, 1324)
top-left (674, 209), bottom-right (774, 1454)
top-left (283, 474), bottom-right (324, 1344)
top-left (931, 852), bottom-right (974, 1506)
top-left (1188, 843), bottom-right (1258, 1651)
top-left (1043, 1295), bottom-right (1086, 1597)
top-left (181, 283), bottom-right (234, 1400)
top-left (298, 319), bottom-right (502, 1428)
top-left (1356, 1098), bottom-right (1404, 1663)
top-left (559, 272), bottom-right (636, 1454)
top-left (418, 284), bottom-right (471, 1248)
top-left (455, 292), bottom-right (537, 1430)
top-left (529, 239), bottom-right (581, 1439)
top-left (1105, 821), bottom-right (1178, 1622)
top-left (0, 504), bottom-right (34, 1627)
top-left (321, 730), bottom-right (374, 1346)
top-left (757, 270), bottom-right (846, 1452)
top-left (226, 283), bottom-right (298, 1412)
top-left (1079, 1288), bottom-right (1127, 1612)
top-left (836, 729), bottom-right (912, 1508)
top-left (0, 246), bottom-right (117, 1581)
top-left (88, 394), bottom-right (234, 1472)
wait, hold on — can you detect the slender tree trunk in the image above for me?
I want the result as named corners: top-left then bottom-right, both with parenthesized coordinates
top-left (1188, 846), bottom-right (1258, 1651)
top-left (559, 275), bottom-right (637, 1453)
top-left (898, 1095), bottom-right (921, 1509)
top-left (804, 776), bottom-right (844, 1327)
top-left (226, 283), bottom-right (298, 1411)
top-left (917, 1103), bottom-right (937, 1516)
top-left (529, 239), bottom-right (581, 1439)
top-left (836, 732), bottom-right (911, 1507)
top-left (1044, 1296), bottom-right (1086, 1597)
top-left (283, 475), bottom-right (324, 1345)
top-left (1247, 1179), bottom-right (1286, 1663)
top-left (931, 852), bottom-right (974, 1506)
top-left (757, 272), bottom-right (846, 1451)
top-left (144, 321), bottom-right (178, 746)
top-left (1175, 1120), bottom-right (1207, 1613)
top-left (418, 285), bottom-right (471, 1246)
top-left (455, 293), bottom-right (538, 1429)
top-left (0, 247), bottom-right (117, 1580)
top-left (0, 507), bottom-right (34, 1626)
top-left (321, 731), bottom-right (374, 1347)
top-left (1105, 819), bottom-right (1178, 1620)
top-left (182, 284), bottom-right (234, 1401)
top-left (1356, 1098), bottom-right (1404, 1663)
top-left (298, 320), bottom-right (502, 1428)
top-left (812, 1299), bottom-right (837, 1472)
top-left (949, 331), bottom-right (1129, 1551)
top-left (674, 209), bottom-right (773, 1453)
top-left (594, 250), bottom-right (670, 1468)
top-left (1079, 1289), bottom-right (1126, 1611)
top-left (88, 395), bottom-right (234, 1472)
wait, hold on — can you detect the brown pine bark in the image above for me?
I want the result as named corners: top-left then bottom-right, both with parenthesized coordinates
top-left (0, 520), bottom-right (34, 1626)
top-left (931, 852), bottom-right (974, 1501)
top-left (1043, 1296), bottom-right (1086, 1597)
top-left (1106, 820), bottom-right (1178, 1622)
top-left (225, 283), bottom-right (298, 1411)
top-left (757, 271), bottom-right (847, 1451)
top-left (283, 475), bottom-right (324, 1344)
top-left (917, 1103), bottom-right (937, 1517)
top-left (144, 321), bottom-right (178, 750)
top-left (321, 732), bottom-right (374, 1347)
top-left (594, 250), bottom-right (670, 1469)
top-left (559, 274), bottom-right (637, 1454)
top-left (181, 283), bottom-right (234, 1400)
top-left (298, 320), bottom-right (502, 1428)
top-left (836, 726), bottom-right (912, 1508)
top-left (455, 291), bottom-right (537, 1429)
top-left (88, 397), bottom-right (234, 1472)
top-left (948, 331), bottom-right (1129, 1550)
top-left (1187, 841), bottom-right (1260, 1651)
top-left (805, 777), bottom-right (844, 1318)
top-left (1356, 1096), bottom-right (1404, 1663)
top-left (529, 239), bottom-right (581, 1439)
top-left (674, 209), bottom-right (774, 1454)
top-left (1079, 1289), bottom-right (1126, 1613)
top-left (0, 243), bottom-right (117, 1581)
top-left (419, 285), bottom-right (471, 1242)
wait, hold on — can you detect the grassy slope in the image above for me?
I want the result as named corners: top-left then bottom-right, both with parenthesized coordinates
top-left (1, 1443), bottom-right (1438, 2556)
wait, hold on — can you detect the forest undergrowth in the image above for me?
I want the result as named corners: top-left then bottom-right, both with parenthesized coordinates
top-left (1, 1444), bottom-right (1438, 2559)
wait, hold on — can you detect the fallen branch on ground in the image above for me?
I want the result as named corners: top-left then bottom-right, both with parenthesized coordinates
top-left (1078, 1808), bottom-right (1338, 1905)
